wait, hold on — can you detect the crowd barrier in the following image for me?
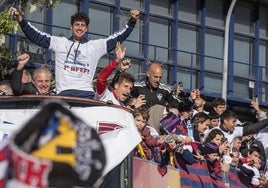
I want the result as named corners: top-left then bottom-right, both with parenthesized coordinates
top-left (133, 157), bottom-right (252, 188)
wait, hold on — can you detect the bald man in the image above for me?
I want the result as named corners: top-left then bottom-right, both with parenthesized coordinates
top-left (131, 63), bottom-right (172, 109)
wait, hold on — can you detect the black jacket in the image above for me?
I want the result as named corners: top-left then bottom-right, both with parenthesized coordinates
top-left (11, 69), bottom-right (39, 95)
top-left (131, 80), bottom-right (172, 109)
top-left (10, 69), bottom-right (54, 95)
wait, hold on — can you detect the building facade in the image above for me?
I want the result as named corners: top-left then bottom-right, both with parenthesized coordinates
top-left (5, 0), bottom-right (268, 107)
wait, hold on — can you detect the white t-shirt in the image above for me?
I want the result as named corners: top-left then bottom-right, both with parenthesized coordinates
top-left (95, 88), bottom-right (125, 107)
top-left (242, 163), bottom-right (260, 186)
top-left (50, 37), bottom-right (107, 93)
top-left (205, 125), bottom-right (243, 144)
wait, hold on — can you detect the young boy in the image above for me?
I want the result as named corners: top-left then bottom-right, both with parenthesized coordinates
top-left (199, 142), bottom-right (221, 179)
top-left (240, 147), bottom-right (266, 188)
top-left (133, 107), bottom-right (165, 160)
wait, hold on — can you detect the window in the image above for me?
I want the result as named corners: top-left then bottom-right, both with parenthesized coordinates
top-left (150, 0), bottom-right (172, 17)
top-left (260, 7), bottom-right (268, 38)
top-left (148, 17), bottom-right (170, 62)
top-left (204, 73), bottom-right (222, 95)
top-left (205, 30), bottom-right (224, 72)
top-left (121, 0), bottom-right (144, 10)
top-left (233, 36), bottom-right (253, 78)
top-left (177, 24), bottom-right (198, 67)
top-left (25, 4), bottom-right (45, 29)
top-left (259, 41), bottom-right (268, 81)
top-left (206, 0), bottom-right (224, 28)
top-left (88, 4), bottom-right (111, 38)
top-left (128, 58), bottom-right (146, 81)
top-left (52, 0), bottom-right (78, 36)
top-left (118, 10), bottom-right (142, 58)
top-left (176, 67), bottom-right (197, 91)
top-left (24, 3), bottom-right (46, 63)
top-left (233, 78), bottom-right (250, 99)
top-left (95, 0), bottom-right (115, 4)
top-left (178, 0), bottom-right (199, 23)
top-left (234, 2), bottom-right (253, 34)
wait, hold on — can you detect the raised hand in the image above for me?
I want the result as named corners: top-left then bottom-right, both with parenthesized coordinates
top-left (17, 53), bottom-right (30, 70)
top-left (130, 9), bottom-right (140, 21)
top-left (251, 100), bottom-right (260, 112)
top-left (9, 7), bottom-right (23, 22)
top-left (133, 94), bottom-right (146, 108)
top-left (190, 89), bottom-right (200, 101)
top-left (120, 58), bottom-right (131, 71)
top-left (115, 42), bottom-right (126, 62)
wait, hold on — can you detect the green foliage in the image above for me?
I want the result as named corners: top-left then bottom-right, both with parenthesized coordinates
top-left (0, 0), bottom-right (61, 81)
top-left (0, 44), bottom-right (13, 81)
top-left (0, 11), bottom-right (17, 81)
top-left (21, 0), bottom-right (62, 9)
top-left (0, 10), bottom-right (16, 35)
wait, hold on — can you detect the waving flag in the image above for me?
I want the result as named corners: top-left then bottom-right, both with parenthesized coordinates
top-left (0, 100), bottom-right (141, 187)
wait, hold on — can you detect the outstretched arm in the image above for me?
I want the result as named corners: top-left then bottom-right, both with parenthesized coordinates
top-left (129, 9), bottom-right (140, 22)
top-left (243, 119), bottom-right (268, 136)
top-left (96, 42), bottom-right (126, 95)
top-left (106, 10), bottom-right (140, 52)
top-left (16, 53), bottom-right (30, 71)
top-left (110, 58), bottom-right (131, 89)
top-left (9, 7), bottom-right (51, 49)
top-left (10, 53), bottom-right (30, 95)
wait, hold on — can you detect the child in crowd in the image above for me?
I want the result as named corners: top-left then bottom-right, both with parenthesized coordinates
top-left (133, 107), bottom-right (165, 160)
top-left (204, 129), bottom-right (231, 155)
top-left (158, 133), bottom-right (195, 176)
top-left (159, 99), bottom-right (181, 135)
top-left (242, 157), bottom-right (262, 188)
top-left (160, 100), bottom-right (202, 160)
top-left (208, 111), bottom-right (220, 129)
top-left (230, 148), bottom-right (240, 167)
top-left (199, 142), bottom-right (221, 179)
top-left (239, 147), bottom-right (265, 187)
top-left (192, 112), bottom-right (210, 144)
top-left (231, 136), bottom-right (242, 155)
top-left (204, 129), bottom-right (232, 181)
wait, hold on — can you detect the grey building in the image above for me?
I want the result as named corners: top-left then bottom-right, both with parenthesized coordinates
top-left (3, 0), bottom-right (268, 108)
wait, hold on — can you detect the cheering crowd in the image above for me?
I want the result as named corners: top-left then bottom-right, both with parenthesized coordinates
top-left (1, 6), bottom-right (268, 188)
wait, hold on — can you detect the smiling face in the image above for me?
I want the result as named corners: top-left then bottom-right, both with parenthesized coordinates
top-left (231, 151), bottom-right (239, 166)
top-left (210, 118), bottom-right (219, 128)
top-left (197, 119), bottom-right (210, 133)
top-left (211, 134), bottom-right (224, 147)
top-left (32, 69), bottom-right (51, 94)
top-left (222, 117), bottom-right (237, 133)
top-left (71, 21), bottom-right (88, 42)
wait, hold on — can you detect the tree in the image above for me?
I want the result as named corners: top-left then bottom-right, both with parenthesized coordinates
top-left (0, 0), bottom-right (61, 81)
